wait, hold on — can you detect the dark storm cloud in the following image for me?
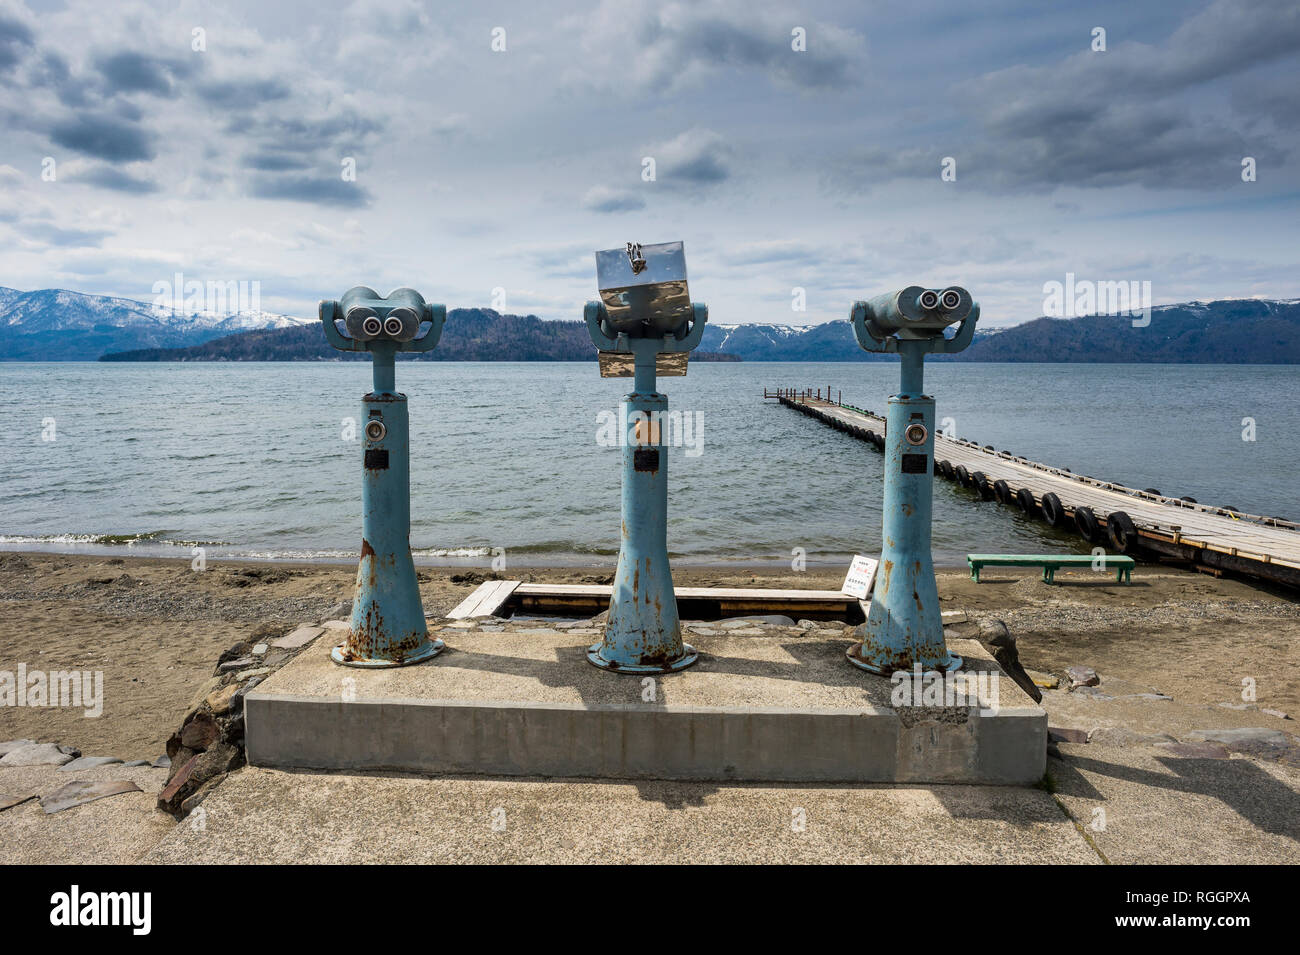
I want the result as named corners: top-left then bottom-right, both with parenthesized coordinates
top-left (94, 51), bottom-right (192, 97)
top-left (22, 220), bottom-right (112, 246)
top-left (584, 4), bottom-right (864, 92)
top-left (668, 151), bottom-right (729, 184)
top-left (197, 77), bottom-right (291, 109)
top-left (0, 13), bottom-right (34, 69)
top-left (825, 0), bottom-right (1300, 193)
top-left (232, 111), bottom-right (383, 166)
top-left (655, 130), bottom-right (733, 188)
top-left (75, 164), bottom-right (159, 194)
top-left (234, 109), bottom-right (382, 203)
top-left (243, 151), bottom-right (312, 172)
top-left (674, 15), bottom-right (857, 89)
top-left (249, 174), bottom-right (372, 207)
top-left (582, 187), bottom-right (646, 213)
top-left (49, 112), bottom-right (154, 161)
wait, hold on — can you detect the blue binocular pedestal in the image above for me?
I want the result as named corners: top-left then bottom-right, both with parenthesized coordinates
top-left (584, 300), bottom-right (707, 674)
top-left (846, 287), bottom-right (980, 675)
top-left (319, 287), bottom-right (446, 668)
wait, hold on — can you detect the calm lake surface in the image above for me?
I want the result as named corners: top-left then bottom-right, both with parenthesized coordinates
top-left (1, 361), bottom-right (1296, 567)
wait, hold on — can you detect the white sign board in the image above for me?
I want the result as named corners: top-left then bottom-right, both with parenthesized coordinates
top-left (841, 555), bottom-right (879, 599)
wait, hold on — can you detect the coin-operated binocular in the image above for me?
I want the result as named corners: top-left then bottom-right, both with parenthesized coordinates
top-left (847, 286), bottom-right (979, 674)
top-left (583, 241), bottom-right (707, 673)
top-left (319, 286), bottom-right (446, 667)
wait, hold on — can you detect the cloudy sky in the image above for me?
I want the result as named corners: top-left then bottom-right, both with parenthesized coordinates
top-left (1, 0), bottom-right (1297, 327)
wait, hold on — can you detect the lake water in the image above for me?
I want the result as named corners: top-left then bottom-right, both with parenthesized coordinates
top-left (1, 361), bottom-right (1295, 568)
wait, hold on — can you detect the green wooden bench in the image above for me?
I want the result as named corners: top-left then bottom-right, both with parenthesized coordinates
top-left (967, 553), bottom-right (1135, 584)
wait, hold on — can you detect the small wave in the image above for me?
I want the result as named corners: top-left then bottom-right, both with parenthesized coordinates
top-left (0, 531), bottom-right (228, 547)
top-left (412, 546), bottom-right (493, 558)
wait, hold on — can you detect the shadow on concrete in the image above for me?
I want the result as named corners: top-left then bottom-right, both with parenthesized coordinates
top-left (1048, 750), bottom-right (1300, 842)
top-left (927, 784), bottom-right (1070, 827)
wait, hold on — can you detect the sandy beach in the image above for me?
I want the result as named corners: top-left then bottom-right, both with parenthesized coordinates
top-left (2, 550), bottom-right (1298, 759)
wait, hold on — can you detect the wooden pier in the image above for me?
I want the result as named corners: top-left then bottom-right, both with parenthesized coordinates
top-left (766, 388), bottom-right (1300, 590)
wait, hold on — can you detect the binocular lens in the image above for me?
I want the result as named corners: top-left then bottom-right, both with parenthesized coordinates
top-left (918, 290), bottom-right (940, 311)
top-left (939, 289), bottom-right (962, 311)
top-left (362, 316), bottom-right (383, 337)
top-left (383, 316), bottom-right (404, 337)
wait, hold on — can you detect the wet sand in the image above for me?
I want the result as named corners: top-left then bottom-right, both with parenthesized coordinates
top-left (1, 551), bottom-right (1297, 758)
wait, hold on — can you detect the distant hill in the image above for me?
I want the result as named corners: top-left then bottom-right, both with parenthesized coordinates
top-left (100, 308), bottom-right (741, 362)
top-left (7, 284), bottom-right (1298, 362)
top-left (0, 287), bottom-right (306, 360)
top-left (955, 299), bottom-right (1300, 363)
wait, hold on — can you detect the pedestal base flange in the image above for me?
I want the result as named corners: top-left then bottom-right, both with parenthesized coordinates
top-left (586, 642), bottom-right (699, 675)
top-left (845, 642), bottom-right (962, 676)
top-left (330, 638), bottom-right (445, 669)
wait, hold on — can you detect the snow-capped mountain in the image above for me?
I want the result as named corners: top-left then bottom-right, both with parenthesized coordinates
top-left (0, 287), bottom-right (308, 360)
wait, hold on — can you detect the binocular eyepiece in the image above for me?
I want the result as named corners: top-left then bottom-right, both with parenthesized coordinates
top-left (915, 288), bottom-right (964, 313)
top-left (915, 287), bottom-right (964, 314)
top-left (859, 285), bottom-right (973, 340)
top-left (340, 287), bottom-right (425, 343)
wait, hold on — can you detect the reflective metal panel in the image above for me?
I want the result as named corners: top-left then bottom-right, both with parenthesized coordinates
top-left (595, 241), bottom-right (692, 334)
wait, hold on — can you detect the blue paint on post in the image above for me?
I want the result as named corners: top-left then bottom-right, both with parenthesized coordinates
top-left (318, 288), bottom-right (446, 668)
top-left (596, 339), bottom-right (693, 672)
top-left (847, 287), bottom-right (980, 674)
top-left (584, 242), bottom-right (707, 674)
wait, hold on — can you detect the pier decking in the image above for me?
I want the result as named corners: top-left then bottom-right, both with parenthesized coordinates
top-left (768, 389), bottom-right (1300, 589)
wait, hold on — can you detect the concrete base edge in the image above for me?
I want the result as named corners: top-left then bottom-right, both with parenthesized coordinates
top-left (245, 694), bottom-right (1046, 785)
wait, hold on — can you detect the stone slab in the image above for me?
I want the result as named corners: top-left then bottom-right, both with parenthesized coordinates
top-left (0, 762), bottom-right (172, 863)
top-left (271, 625), bottom-right (324, 650)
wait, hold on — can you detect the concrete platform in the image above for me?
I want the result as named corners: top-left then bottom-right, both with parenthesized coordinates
top-left (245, 626), bottom-right (1045, 784)
top-left (144, 766), bottom-right (1092, 864)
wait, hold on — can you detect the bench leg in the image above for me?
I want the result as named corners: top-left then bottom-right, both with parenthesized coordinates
top-left (1043, 567), bottom-right (1055, 583)
top-left (971, 566), bottom-right (981, 583)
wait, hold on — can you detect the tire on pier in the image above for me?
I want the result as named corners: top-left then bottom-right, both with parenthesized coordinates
top-left (1016, 487), bottom-right (1039, 515)
top-left (1107, 511), bottom-right (1139, 554)
top-left (873, 432), bottom-right (885, 449)
top-left (939, 460), bottom-right (955, 479)
top-left (1180, 496), bottom-right (1197, 504)
top-left (1041, 491), bottom-right (1067, 527)
top-left (992, 479), bottom-right (1012, 505)
top-left (864, 429), bottom-right (877, 446)
top-left (1144, 488), bottom-right (1161, 496)
top-left (1074, 506), bottom-right (1100, 543)
top-left (955, 465), bottom-right (971, 487)
top-left (972, 470), bottom-right (994, 500)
